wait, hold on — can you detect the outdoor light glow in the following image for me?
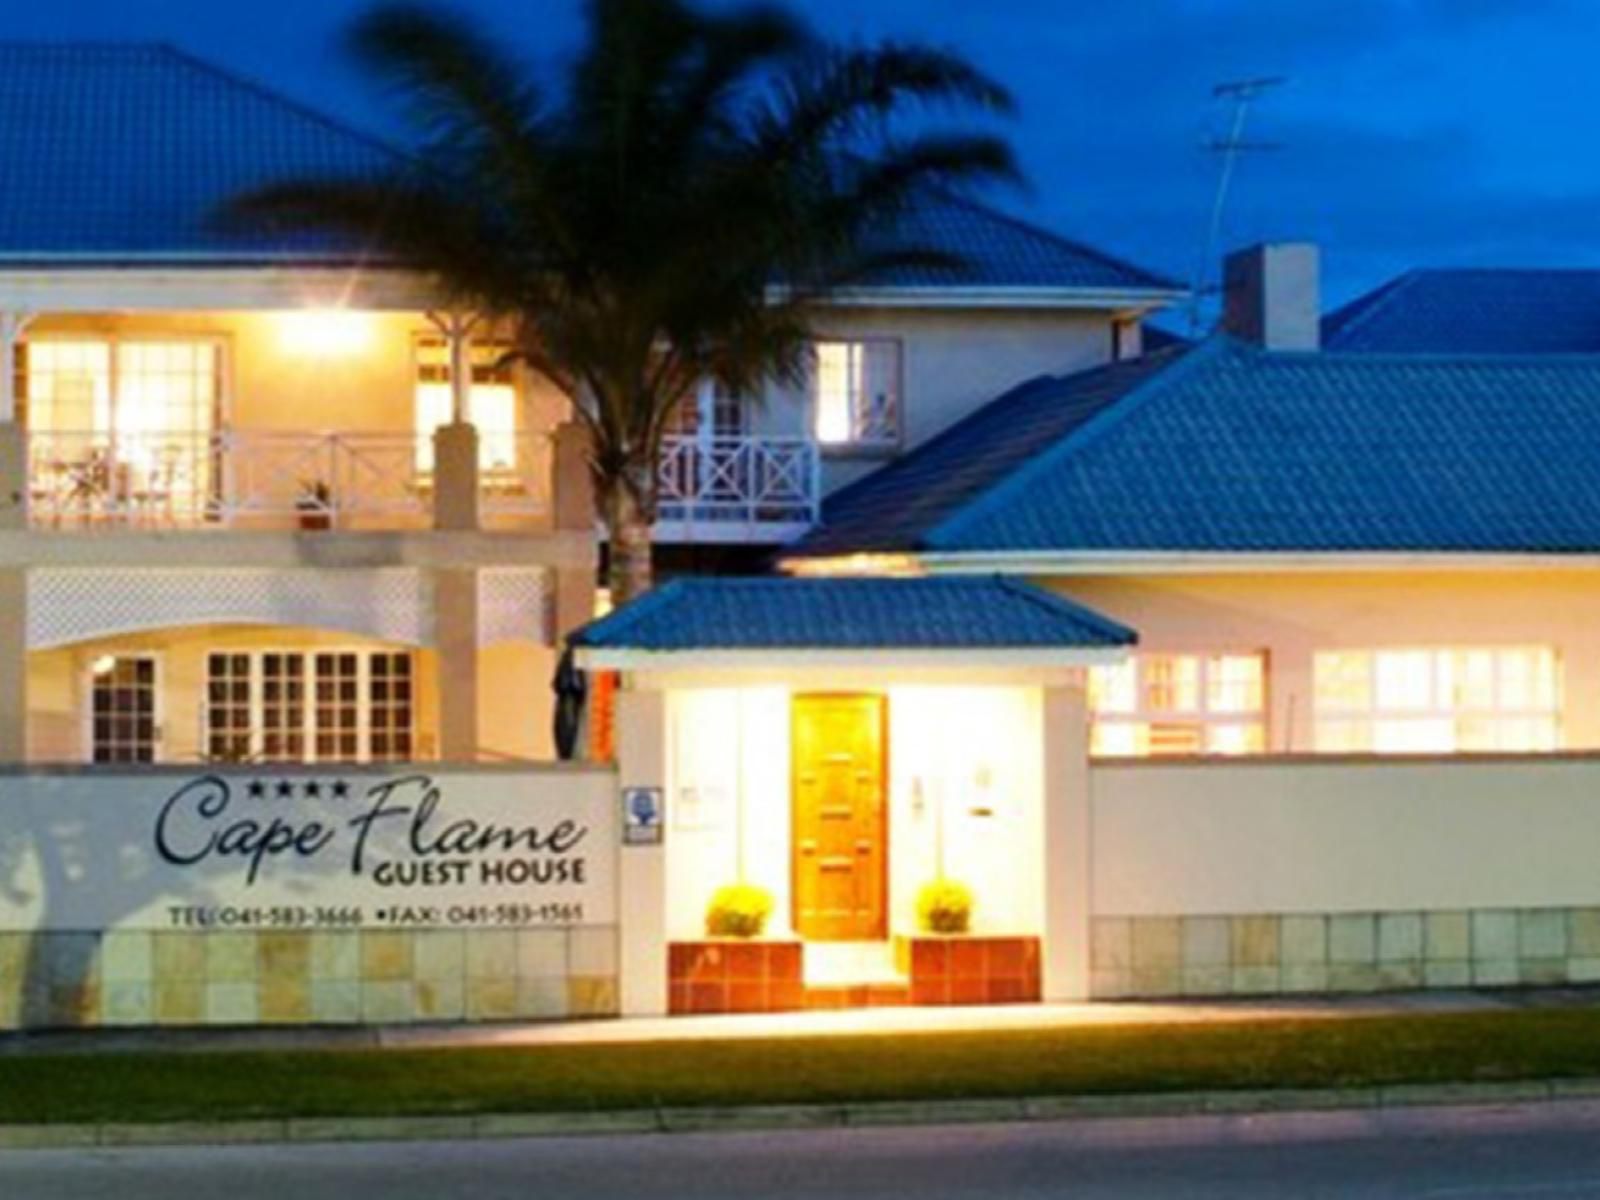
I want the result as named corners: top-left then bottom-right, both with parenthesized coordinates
top-left (276, 309), bottom-right (374, 357)
top-left (90, 654), bottom-right (117, 678)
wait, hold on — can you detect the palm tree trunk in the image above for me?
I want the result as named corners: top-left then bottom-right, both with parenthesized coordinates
top-left (601, 464), bottom-right (655, 605)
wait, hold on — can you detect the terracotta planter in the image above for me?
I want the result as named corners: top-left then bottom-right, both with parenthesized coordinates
top-left (894, 934), bottom-right (1042, 1006)
top-left (668, 938), bottom-right (805, 1015)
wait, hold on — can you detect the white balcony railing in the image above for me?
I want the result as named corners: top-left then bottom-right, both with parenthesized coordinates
top-left (27, 430), bottom-right (550, 530)
top-left (655, 434), bottom-right (820, 541)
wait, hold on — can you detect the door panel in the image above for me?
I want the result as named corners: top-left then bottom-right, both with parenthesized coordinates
top-left (792, 694), bottom-right (887, 941)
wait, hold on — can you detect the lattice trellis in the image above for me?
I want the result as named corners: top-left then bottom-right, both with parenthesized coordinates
top-left (476, 568), bottom-right (549, 647)
top-left (27, 568), bottom-right (435, 649)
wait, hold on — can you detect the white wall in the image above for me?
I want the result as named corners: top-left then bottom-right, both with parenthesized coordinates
top-left (1093, 755), bottom-right (1600, 916)
top-left (749, 308), bottom-right (1121, 496)
top-left (664, 684), bottom-right (1045, 941)
top-left (1049, 569), bottom-right (1600, 753)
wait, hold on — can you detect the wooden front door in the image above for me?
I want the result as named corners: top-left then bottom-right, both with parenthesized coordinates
top-left (792, 694), bottom-right (888, 941)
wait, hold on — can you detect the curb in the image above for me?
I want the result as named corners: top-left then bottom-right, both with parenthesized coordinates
top-left (4, 1078), bottom-right (1599, 1151)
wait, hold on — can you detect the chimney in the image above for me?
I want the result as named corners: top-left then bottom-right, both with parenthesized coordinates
top-left (1222, 242), bottom-right (1320, 351)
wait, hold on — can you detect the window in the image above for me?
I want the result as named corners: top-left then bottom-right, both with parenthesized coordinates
top-left (414, 337), bottom-right (519, 474)
top-left (204, 650), bottom-right (415, 764)
top-left (812, 340), bottom-right (900, 449)
top-left (1088, 653), bottom-right (1267, 757)
top-left (664, 378), bottom-right (747, 438)
top-left (89, 655), bottom-right (160, 764)
top-left (26, 339), bottom-right (221, 516)
top-left (1314, 647), bottom-right (1560, 753)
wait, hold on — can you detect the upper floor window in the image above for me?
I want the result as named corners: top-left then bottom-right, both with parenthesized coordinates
top-left (664, 378), bottom-right (747, 439)
top-left (25, 339), bottom-right (222, 518)
top-left (1089, 652), bottom-right (1267, 757)
top-left (414, 338), bottom-right (518, 473)
top-left (1314, 646), bottom-right (1560, 754)
top-left (812, 340), bottom-right (900, 450)
top-left (25, 339), bottom-right (221, 438)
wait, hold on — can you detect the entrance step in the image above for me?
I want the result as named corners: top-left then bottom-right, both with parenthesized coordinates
top-left (803, 941), bottom-right (905, 988)
top-left (804, 983), bottom-right (911, 1010)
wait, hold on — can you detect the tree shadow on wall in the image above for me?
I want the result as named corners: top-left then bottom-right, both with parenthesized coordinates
top-left (0, 770), bottom-right (388, 1029)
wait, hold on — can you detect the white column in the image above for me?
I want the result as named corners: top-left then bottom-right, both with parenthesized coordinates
top-left (0, 311), bottom-right (25, 425)
top-left (1042, 679), bottom-right (1092, 1001)
top-left (617, 687), bottom-right (669, 1016)
top-left (434, 568), bottom-right (480, 762)
top-left (429, 311), bottom-right (481, 531)
top-left (0, 569), bottom-right (26, 763)
top-left (0, 312), bottom-right (29, 531)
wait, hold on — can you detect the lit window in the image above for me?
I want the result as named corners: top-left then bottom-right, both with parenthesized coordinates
top-left (812, 340), bottom-right (900, 448)
top-left (26, 339), bottom-right (221, 519)
top-left (1088, 653), bottom-right (1267, 757)
top-left (1313, 647), bottom-right (1560, 754)
top-left (414, 338), bottom-right (519, 473)
top-left (203, 649), bottom-right (415, 765)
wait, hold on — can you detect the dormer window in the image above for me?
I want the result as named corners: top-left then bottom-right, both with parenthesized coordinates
top-left (811, 339), bottom-right (901, 451)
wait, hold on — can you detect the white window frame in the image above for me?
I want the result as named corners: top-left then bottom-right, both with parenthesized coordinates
top-left (1313, 645), bottom-right (1563, 754)
top-left (1088, 650), bottom-right (1269, 758)
top-left (412, 334), bottom-right (521, 474)
top-left (83, 652), bottom-right (165, 764)
top-left (810, 338), bottom-right (902, 452)
top-left (201, 647), bottom-right (419, 765)
top-left (666, 378), bottom-right (748, 441)
top-left (23, 333), bottom-right (229, 434)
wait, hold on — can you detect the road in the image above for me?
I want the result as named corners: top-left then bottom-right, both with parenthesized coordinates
top-left (9, 1100), bottom-right (1600, 1198)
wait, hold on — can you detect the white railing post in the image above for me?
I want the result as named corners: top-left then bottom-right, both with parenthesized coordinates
top-left (807, 439), bottom-right (822, 524)
top-left (0, 313), bottom-right (30, 530)
top-left (652, 433), bottom-right (820, 534)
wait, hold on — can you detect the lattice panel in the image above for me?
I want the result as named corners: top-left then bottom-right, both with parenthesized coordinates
top-left (477, 567), bottom-right (549, 647)
top-left (28, 568), bottom-right (434, 650)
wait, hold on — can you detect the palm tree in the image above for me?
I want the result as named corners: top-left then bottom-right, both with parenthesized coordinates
top-left (226, 0), bottom-right (1018, 603)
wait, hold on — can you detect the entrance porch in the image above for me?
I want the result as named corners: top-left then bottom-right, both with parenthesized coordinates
top-left (569, 574), bottom-right (1137, 1017)
top-left (660, 683), bottom-right (1048, 1012)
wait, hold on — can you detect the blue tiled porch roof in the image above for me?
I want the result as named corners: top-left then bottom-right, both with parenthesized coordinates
top-left (793, 336), bottom-right (1600, 558)
top-left (570, 576), bottom-right (1136, 652)
top-left (0, 40), bottom-right (1178, 295)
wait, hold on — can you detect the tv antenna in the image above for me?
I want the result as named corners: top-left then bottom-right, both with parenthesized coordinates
top-left (1189, 75), bottom-right (1286, 334)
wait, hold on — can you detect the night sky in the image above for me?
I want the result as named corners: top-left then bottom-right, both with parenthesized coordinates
top-left (7, 0), bottom-right (1598, 308)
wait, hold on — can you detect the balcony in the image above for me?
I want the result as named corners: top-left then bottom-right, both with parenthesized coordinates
top-left (22, 429), bottom-right (822, 543)
top-left (653, 434), bottom-right (820, 543)
top-left (25, 429), bottom-right (550, 531)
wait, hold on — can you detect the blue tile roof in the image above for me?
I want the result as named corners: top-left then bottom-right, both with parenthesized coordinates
top-left (571, 576), bottom-right (1135, 651)
top-left (0, 43), bottom-right (398, 263)
top-left (1324, 269), bottom-right (1600, 353)
top-left (795, 347), bottom-right (1188, 557)
top-left (0, 41), bottom-right (1178, 295)
top-left (858, 191), bottom-right (1180, 292)
top-left (795, 337), bottom-right (1600, 557)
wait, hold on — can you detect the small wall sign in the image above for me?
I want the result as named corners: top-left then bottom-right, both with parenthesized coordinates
top-left (621, 786), bottom-right (665, 846)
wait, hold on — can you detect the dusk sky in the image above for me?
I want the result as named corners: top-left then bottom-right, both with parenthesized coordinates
top-left (6, 0), bottom-right (1599, 309)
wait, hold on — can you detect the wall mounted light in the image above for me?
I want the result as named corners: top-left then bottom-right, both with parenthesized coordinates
top-left (276, 310), bottom-right (374, 357)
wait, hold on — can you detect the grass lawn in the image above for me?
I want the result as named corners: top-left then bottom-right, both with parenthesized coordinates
top-left (5, 1007), bottom-right (1600, 1126)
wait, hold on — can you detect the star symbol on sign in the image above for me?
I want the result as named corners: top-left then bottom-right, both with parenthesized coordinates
top-left (246, 780), bottom-right (266, 800)
top-left (332, 780), bottom-right (350, 799)
top-left (304, 781), bottom-right (321, 799)
top-left (276, 780), bottom-right (295, 799)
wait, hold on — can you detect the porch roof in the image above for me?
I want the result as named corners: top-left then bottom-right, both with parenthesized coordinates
top-left (570, 575), bottom-right (1135, 669)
